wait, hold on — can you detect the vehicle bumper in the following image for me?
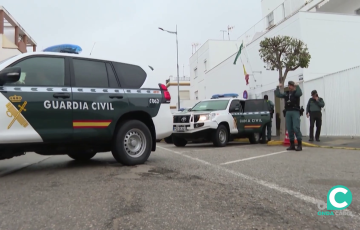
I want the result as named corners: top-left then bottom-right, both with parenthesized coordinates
top-left (152, 104), bottom-right (173, 139)
top-left (173, 119), bottom-right (218, 134)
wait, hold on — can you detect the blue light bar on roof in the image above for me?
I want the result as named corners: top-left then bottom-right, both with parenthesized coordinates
top-left (43, 44), bottom-right (82, 54)
top-left (211, 93), bottom-right (239, 99)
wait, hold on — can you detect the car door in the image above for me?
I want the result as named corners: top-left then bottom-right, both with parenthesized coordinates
top-left (70, 57), bottom-right (129, 142)
top-left (0, 55), bottom-right (73, 144)
top-left (228, 99), bottom-right (242, 134)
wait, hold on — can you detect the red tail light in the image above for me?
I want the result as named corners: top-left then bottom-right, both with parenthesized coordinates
top-left (159, 83), bottom-right (171, 101)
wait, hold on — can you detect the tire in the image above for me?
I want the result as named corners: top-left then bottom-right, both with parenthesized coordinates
top-left (172, 135), bottom-right (187, 147)
top-left (249, 133), bottom-right (260, 144)
top-left (68, 150), bottom-right (97, 161)
top-left (156, 139), bottom-right (162, 142)
top-left (112, 120), bottom-right (152, 166)
top-left (164, 135), bottom-right (173, 144)
top-left (212, 124), bottom-right (228, 147)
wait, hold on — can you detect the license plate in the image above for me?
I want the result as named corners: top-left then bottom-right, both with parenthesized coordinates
top-left (174, 126), bottom-right (186, 132)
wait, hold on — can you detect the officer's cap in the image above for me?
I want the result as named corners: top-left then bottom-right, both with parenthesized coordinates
top-left (288, 81), bottom-right (295, 86)
top-left (311, 90), bottom-right (317, 96)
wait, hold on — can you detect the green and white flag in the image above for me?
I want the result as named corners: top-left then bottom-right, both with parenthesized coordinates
top-left (233, 42), bottom-right (243, 65)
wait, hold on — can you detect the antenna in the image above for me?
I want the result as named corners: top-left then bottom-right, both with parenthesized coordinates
top-left (89, 42), bottom-right (96, 55)
top-left (192, 43), bottom-right (200, 54)
top-left (227, 25), bottom-right (235, 40)
top-left (220, 30), bottom-right (226, 40)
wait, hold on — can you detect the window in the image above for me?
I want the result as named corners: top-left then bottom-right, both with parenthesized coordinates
top-left (5, 57), bottom-right (65, 86)
top-left (267, 12), bottom-right (274, 28)
top-left (191, 100), bottom-right (230, 111)
top-left (73, 59), bottom-right (108, 88)
top-left (194, 68), bottom-right (198, 79)
top-left (106, 63), bottom-right (119, 88)
top-left (112, 62), bottom-right (146, 89)
top-left (229, 99), bottom-right (241, 112)
top-left (244, 99), bottom-right (268, 112)
top-left (194, 90), bottom-right (198, 100)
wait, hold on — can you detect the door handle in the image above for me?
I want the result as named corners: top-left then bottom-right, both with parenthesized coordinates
top-left (109, 95), bottom-right (123, 99)
top-left (53, 93), bottom-right (70, 99)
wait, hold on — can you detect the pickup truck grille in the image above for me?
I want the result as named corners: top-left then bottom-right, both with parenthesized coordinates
top-left (174, 115), bottom-right (190, 123)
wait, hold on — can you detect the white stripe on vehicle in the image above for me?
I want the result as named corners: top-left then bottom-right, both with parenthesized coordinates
top-left (0, 86), bottom-right (162, 94)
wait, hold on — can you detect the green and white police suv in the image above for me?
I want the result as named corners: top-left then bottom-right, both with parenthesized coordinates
top-left (0, 52), bottom-right (173, 165)
top-left (171, 93), bottom-right (271, 147)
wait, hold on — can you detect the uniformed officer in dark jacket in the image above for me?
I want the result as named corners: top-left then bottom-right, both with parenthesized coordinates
top-left (264, 95), bottom-right (274, 142)
top-left (306, 90), bottom-right (325, 142)
top-left (275, 81), bottom-right (303, 151)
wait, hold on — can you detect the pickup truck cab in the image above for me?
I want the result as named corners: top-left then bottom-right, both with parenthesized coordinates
top-left (0, 52), bottom-right (173, 165)
top-left (171, 94), bottom-right (271, 147)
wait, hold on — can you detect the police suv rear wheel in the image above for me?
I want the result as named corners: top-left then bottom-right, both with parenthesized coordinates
top-left (112, 120), bottom-right (152, 166)
top-left (212, 124), bottom-right (228, 147)
top-left (67, 150), bottom-right (97, 161)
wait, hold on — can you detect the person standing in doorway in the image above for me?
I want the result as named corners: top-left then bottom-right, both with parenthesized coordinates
top-left (275, 81), bottom-right (303, 151)
top-left (306, 90), bottom-right (325, 142)
top-left (264, 95), bottom-right (274, 142)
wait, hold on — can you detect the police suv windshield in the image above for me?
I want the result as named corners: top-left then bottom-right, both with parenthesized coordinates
top-left (191, 100), bottom-right (229, 111)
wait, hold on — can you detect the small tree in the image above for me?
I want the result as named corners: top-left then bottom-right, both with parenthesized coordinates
top-left (259, 35), bottom-right (311, 139)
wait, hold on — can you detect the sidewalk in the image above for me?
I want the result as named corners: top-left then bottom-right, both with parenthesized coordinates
top-left (267, 136), bottom-right (360, 150)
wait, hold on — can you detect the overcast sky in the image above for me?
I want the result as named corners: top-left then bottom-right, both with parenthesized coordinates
top-left (1, 0), bottom-right (261, 83)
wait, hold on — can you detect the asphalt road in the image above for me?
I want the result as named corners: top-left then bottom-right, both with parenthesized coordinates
top-left (0, 142), bottom-right (359, 230)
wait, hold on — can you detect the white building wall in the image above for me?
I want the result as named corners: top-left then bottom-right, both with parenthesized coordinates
top-left (303, 66), bottom-right (360, 137)
top-left (0, 35), bottom-right (21, 62)
top-left (4, 26), bottom-right (15, 44)
top-left (300, 12), bottom-right (360, 81)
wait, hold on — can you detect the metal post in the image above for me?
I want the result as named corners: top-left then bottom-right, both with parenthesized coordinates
top-left (176, 25), bottom-right (180, 110)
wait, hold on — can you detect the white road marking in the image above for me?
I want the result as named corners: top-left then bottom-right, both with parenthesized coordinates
top-left (220, 150), bottom-right (288, 165)
top-left (157, 145), bottom-right (359, 219)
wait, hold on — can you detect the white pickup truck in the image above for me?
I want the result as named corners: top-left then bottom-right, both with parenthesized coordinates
top-left (171, 94), bottom-right (271, 147)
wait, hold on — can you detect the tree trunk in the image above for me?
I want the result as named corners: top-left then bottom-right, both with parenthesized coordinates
top-left (278, 82), bottom-right (286, 141)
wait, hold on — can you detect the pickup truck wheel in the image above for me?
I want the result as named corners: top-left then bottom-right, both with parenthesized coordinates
top-left (172, 135), bottom-right (187, 147)
top-left (68, 150), bottom-right (97, 161)
top-left (249, 133), bottom-right (259, 144)
top-left (112, 120), bottom-right (152, 166)
top-left (212, 124), bottom-right (228, 147)
top-left (164, 135), bottom-right (173, 144)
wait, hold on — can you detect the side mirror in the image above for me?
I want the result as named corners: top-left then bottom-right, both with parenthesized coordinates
top-left (0, 67), bottom-right (21, 85)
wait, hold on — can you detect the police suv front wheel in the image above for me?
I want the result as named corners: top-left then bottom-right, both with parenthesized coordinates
top-left (212, 124), bottom-right (228, 147)
top-left (112, 120), bottom-right (152, 166)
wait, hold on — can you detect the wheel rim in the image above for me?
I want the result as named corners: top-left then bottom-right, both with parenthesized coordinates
top-left (124, 128), bottom-right (147, 158)
top-left (219, 129), bottom-right (227, 143)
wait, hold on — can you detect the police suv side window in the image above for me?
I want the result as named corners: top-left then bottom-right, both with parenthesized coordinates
top-left (5, 57), bottom-right (65, 86)
top-left (112, 62), bottom-right (147, 89)
top-left (73, 59), bottom-right (108, 88)
top-left (106, 63), bottom-right (119, 88)
top-left (229, 100), bottom-right (241, 112)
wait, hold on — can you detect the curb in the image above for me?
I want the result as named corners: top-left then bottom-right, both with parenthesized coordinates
top-left (267, 140), bottom-right (360, 151)
top-left (233, 138), bottom-right (250, 143)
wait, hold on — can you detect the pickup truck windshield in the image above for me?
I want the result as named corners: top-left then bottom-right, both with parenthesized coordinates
top-left (244, 99), bottom-right (269, 112)
top-left (191, 100), bottom-right (229, 111)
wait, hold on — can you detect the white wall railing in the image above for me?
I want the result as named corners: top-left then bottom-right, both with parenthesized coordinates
top-left (237, 0), bottom-right (323, 45)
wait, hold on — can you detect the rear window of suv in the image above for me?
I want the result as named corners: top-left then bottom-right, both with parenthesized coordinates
top-left (112, 62), bottom-right (146, 89)
top-left (244, 99), bottom-right (269, 112)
